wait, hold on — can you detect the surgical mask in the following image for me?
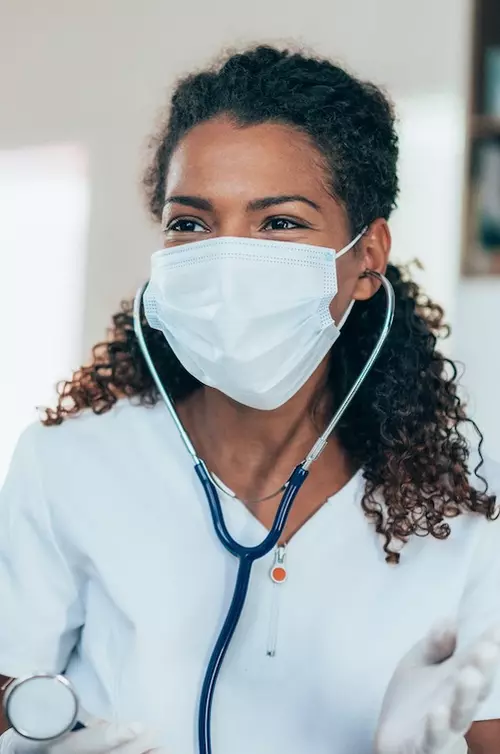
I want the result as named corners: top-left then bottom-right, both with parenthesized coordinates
top-left (143, 230), bottom-right (365, 410)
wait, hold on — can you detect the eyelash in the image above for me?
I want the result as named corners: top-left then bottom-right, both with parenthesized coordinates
top-left (164, 216), bottom-right (309, 233)
top-left (262, 217), bottom-right (307, 231)
top-left (164, 218), bottom-right (208, 234)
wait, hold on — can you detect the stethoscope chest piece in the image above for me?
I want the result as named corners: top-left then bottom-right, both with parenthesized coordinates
top-left (3, 674), bottom-right (81, 741)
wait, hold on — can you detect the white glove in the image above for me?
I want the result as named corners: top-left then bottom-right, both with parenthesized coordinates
top-left (0, 717), bottom-right (167, 754)
top-left (375, 622), bottom-right (500, 754)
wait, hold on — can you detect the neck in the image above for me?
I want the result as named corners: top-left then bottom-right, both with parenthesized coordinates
top-left (177, 378), bottom-right (353, 502)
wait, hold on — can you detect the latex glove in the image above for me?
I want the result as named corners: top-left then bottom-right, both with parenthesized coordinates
top-left (0, 717), bottom-right (167, 754)
top-left (375, 622), bottom-right (500, 754)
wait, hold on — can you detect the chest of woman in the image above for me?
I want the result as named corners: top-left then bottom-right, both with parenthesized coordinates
top-left (63, 476), bottom-right (476, 754)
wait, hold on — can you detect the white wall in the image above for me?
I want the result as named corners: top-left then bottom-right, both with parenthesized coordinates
top-left (455, 280), bottom-right (500, 457)
top-left (1, 0), bottom-right (498, 466)
top-left (0, 144), bottom-right (89, 482)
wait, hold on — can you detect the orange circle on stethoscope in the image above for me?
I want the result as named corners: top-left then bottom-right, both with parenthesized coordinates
top-left (270, 566), bottom-right (287, 583)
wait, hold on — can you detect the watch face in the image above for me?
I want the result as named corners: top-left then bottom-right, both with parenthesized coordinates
top-left (5, 675), bottom-right (78, 741)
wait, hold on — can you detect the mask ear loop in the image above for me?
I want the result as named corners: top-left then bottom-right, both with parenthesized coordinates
top-left (335, 225), bottom-right (368, 260)
top-left (336, 299), bottom-right (355, 329)
top-left (333, 225), bottom-right (368, 327)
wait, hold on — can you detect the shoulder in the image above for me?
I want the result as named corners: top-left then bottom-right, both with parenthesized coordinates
top-left (456, 451), bottom-right (500, 554)
top-left (27, 399), bottom-right (171, 464)
top-left (478, 453), bottom-right (500, 494)
top-left (7, 399), bottom-right (182, 505)
top-left (35, 398), bottom-right (161, 444)
top-left (467, 441), bottom-right (500, 488)
top-left (463, 450), bottom-right (500, 542)
top-left (455, 454), bottom-right (500, 723)
top-left (1, 398), bottom-right (191, 543)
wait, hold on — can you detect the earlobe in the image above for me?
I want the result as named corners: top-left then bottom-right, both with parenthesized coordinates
top-left (352, 219), bottom-right (391, 301)
top-left (352, 274), bottom-right (381, 301)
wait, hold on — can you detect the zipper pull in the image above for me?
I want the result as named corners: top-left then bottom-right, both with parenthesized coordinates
top-left (270, 544), bottom-right (287, 584)
top-left (267, 545), bottom-right (287, 658)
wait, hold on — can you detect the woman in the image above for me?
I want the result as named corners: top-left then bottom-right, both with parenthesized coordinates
top-left (1, 44), bottom-right (500, 754)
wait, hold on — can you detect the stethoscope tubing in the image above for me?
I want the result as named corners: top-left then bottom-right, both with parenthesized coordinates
top-left (195, 461), bottom-right (308, 558)
top-left (195, 463), bottom-right (308, 753)
top-left (132, 271), bottom-right (395, 754)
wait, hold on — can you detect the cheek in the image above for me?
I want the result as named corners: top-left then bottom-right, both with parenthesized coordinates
top-left (329, 264), bottom-right (359, 324)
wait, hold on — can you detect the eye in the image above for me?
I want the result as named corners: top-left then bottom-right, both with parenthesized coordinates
top-left (262, 216), bottom-right (307, 231)
top-left (164, 218), bottom-right (209, 234)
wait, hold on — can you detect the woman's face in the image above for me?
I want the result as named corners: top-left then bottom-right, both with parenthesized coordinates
top-left (162, 116), bottom-right (390, 325)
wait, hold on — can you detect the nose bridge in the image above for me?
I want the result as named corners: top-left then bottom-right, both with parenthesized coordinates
top-left (209, 194), bottom-right (253, 238)
top-left (216, 215), bottom-right (252, 239)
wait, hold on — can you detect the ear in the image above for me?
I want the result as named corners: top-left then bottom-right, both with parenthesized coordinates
top-left (352, 219), bottom-right (391, 301)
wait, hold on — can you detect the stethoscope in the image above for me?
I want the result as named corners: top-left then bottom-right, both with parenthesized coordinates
top-left (3, 271), bottom-right (394, 754)
top-left (1, 674), bottom-right (86, 741)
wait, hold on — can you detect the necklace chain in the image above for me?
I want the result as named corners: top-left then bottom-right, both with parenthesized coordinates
top-left (207, 469), bottom-right (288, 505)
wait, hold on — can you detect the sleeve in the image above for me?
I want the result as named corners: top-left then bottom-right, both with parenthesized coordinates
top-left (0, 425), bottom-right (85, 677)
top-left (456, 485), bottom-right (500, 722)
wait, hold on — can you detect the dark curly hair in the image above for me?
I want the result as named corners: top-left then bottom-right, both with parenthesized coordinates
top-left (43, 44), bottom-right (496, 562)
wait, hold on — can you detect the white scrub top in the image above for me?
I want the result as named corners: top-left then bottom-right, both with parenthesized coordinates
top-left (1, 400), bottom-right (500, 754)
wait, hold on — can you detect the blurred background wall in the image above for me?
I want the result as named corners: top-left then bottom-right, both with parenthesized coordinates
top-left (0, 0), bottom-right (498, 482)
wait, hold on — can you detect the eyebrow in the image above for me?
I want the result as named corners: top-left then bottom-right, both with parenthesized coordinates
top-left (247, 195), bottom-right (321, 212)
top-left (163, 194), bottom-right (321, 213)
top-left (164, 195), bottom-right (214, 212)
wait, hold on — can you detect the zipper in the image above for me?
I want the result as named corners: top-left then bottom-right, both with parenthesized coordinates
top-left (266, 544), bottom-right (287, 657)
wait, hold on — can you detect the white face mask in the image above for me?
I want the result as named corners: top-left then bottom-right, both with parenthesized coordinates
top-left (143, 230), bottom-right (364, 410)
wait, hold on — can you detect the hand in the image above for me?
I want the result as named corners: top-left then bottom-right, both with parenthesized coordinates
top-left (375, 622), bottom-right (500, 754)
top-left (0, 717), bottom-right (167, 754)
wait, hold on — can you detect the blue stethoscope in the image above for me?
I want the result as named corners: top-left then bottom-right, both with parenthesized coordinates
top-left (133, 270), bottom-right (395, 754)
top-left (3, 272), bottom-right (394, 754)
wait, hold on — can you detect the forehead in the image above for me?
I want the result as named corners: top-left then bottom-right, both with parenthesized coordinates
top-left (165, 117), bottom-right (329, 198)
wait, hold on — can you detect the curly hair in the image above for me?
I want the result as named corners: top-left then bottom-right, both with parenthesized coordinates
top-left (43, 45), bottom-right (496, 562)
